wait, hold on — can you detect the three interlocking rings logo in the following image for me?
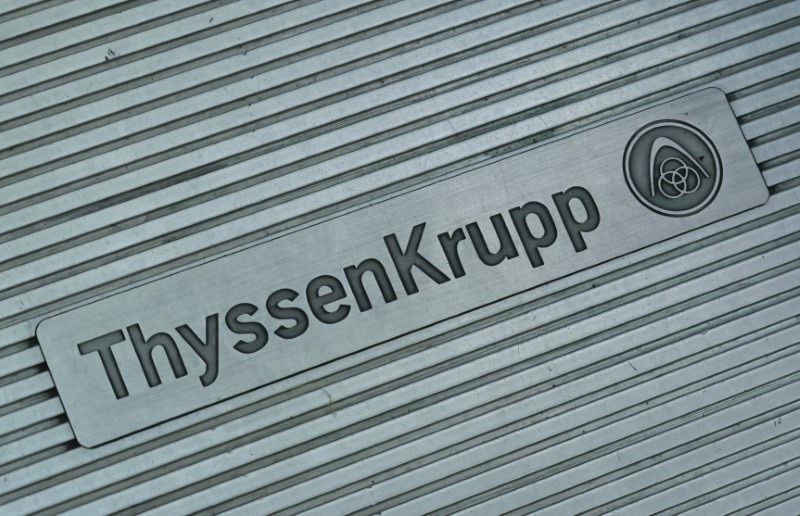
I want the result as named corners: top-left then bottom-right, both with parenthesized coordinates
top-left (624, 120), bottom-right (722, 216)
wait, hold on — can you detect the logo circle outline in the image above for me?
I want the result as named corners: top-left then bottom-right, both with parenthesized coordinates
top-left (623, 120), bottom-right (722, 217)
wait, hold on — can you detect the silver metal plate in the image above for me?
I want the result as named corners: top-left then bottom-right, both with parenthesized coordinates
top-left (36, 88), bottom-right (769, 447)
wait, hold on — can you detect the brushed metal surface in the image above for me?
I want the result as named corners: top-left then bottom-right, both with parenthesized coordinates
top-left (37, 88), bottom-right (768, 447)
top-left (2, 0), bottom-right (800, 514)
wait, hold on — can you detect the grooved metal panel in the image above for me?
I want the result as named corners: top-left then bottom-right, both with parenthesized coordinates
top-left (0, 0), bottom-right (799, 514)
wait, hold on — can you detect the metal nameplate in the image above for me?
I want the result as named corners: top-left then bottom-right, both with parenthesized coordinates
top-left (37, 89), bottom-right (769, 446)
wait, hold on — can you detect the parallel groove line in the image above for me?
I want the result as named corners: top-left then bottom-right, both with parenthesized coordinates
top-left (556, 429), bottom-right (800, 515)
top-left (0, 0), bottom-right (468, 130)
top-left (0, 391), bottom-right (57, 420)
top-left (229, 314), bottom-right (800, 515)
top-left (0, 346), bottom-right (43, 379)
top-left (0, 0), bottom-right (157, 52)
top-left (492, 408), bottom-right (800, 515)
top-left (0, 0), bottom-right (675, 175)
top-left (749, 120), bottom-right (800, 146)
top-left (0, 0), bottom-right (472, 159)
top-left (0, 363), bottom-right (47, 389)
top-left (0, 369), bottom-right (53, 404)
top-left (0, 441), bottom-right (77, 478)
top-left (431, 375), bottom-right (800, 515)
top-left (0, 1), bottom-right (70, 24)
top-left (0, 415), bottom-right (67, 448)
top-left (238, 357), bottom-right (800, 514)
top-left (733, 80), bottom-right (800, 120)
top-left (762, 157), bottom-right (800, 188)
top-left (760, 147), bottom-right (800, 171)
top-left (0, 0), bottom-right (577, 158)
top-left (577, 430), bottom-right (800, 515)
top-left (657, 460), bottom-right (800, 515)
top-left (44, 237), bottom-right (800, 512)
top-left (738, 92), bottom-right (800, 122)
top-left (0, 0), bottom-right (241, 79)
top-left (0, 398), bottom-right (65, 443)
top-left (0, 19), bottom-right (794, 307)
top-left (0, 0), bottom-right (644, 190)
top-left (728, 63), bottom-right (800, 100)
top-left (0, 0), bottom-right (351, 102)
top-left (0, 422), bottom-right (73, 469)
top-left (509, 397), bottom-right (800, 514)
top-left (0, 373), bottom-right (55, 415)
top-left (515, 428), bottom-right (800, 515)
top-left (727, 484), bottom-right (800, 515)
top-left (0, 0), bottom-right (579, 182)
top-left (0, 338), bottom-right (35, 360)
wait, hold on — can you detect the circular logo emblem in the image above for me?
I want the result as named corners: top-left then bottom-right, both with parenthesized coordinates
top-left (623, 120), bottom-right (722, 216)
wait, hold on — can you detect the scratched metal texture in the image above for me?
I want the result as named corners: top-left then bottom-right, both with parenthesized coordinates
top-left (0, 0), bottom-right (799, 514)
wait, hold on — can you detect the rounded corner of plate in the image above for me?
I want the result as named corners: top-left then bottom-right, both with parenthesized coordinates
top-left (701, 86), bottom-right (728, 99)
top-left (758, 185), bottom-right (771, 206)
top-left (34, 316), bottom-right (54, 341)
top-left (72, 428), bottom-right (101, 449)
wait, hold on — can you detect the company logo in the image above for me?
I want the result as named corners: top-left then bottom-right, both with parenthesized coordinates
top-left (624, 120), bottom-right (722, 216)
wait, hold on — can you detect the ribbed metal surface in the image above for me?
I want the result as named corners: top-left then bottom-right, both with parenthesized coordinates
top-left (1, 0), bottom-right (799, 513)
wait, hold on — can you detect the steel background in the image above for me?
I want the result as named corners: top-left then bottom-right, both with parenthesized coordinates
top-left (0, 0), bottom-right (799, 514)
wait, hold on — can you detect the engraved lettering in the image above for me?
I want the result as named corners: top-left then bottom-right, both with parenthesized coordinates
top-left (307, 275), bottom-right (351, 324)
top-left (552, 186), bottom-right (601, 252)
top-left (266, 289), bottom-right (309, 339)
top-left (344, 258), bottom-right (398, 312)
top-left (384, 223), bottom-right (450, 295)
top-left (437, 228), bottom-right (468, 279)
top-left (77, 330), bottom-right (129, 399)
top-left (175, 314), bottom-right (220, 387)
top-left (225, 303), bottom-right (268, 353)
top-left (509, 202), bottom-right (558, 267)
top-left (466, 213), bottom-right (519, 266)
top-left (127, 324), bottom-right (188, 387)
